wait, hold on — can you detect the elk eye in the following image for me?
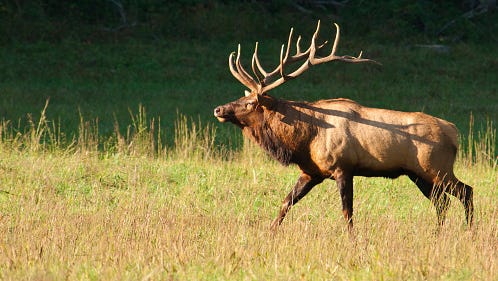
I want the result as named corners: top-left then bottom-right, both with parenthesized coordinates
top-left (246, 102), bottom-right (256, 110)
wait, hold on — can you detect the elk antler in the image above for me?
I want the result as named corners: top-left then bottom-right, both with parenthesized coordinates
top-left (229, 20), bottom-right (378, 95)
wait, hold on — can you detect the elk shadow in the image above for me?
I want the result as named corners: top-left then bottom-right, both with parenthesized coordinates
top-left (280, 102), bottom-right (439, 147)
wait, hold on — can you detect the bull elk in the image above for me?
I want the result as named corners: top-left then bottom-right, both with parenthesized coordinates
top-left (214, 21), bottom-right (474, 232)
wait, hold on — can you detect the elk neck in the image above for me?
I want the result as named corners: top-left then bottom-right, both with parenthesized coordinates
top-left (242, 99), bottom-right (318, 166)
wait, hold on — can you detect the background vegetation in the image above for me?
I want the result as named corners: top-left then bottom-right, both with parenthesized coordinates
top-left (0, 1), bottom-right (497, 280)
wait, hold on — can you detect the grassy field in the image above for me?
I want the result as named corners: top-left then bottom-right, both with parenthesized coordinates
top-left (0, 112), bottom-right (497, 280)
top-left (1, 11), bottom-right (498, 280)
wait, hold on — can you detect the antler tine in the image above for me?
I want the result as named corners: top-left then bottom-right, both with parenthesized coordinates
top-left (295, 35), bottom-right (327, 57)
top-left (261, 27), bottom-right (296, 83)
top-left (228, 52), bottom-right (246, 86)
top-left (295, 35), bottom-right (302, 54)
top-left (310, 22), bottom-right (378, 65)
top-left (309, 19), bottom-right (321, 62)
top-left (228, 44), bottom-right (259, 92)
top-left (309, 21), bottom-right (337, 65)
top-left (278, 44), bottom-right (286, 79)
top-left (284, 21), bottom-right (328, 64)
top-left (251, 42), bottom-right (266, 84)
top-left (261, 22), bottom-right (329, 84)
top-left (251, 27), bottom-right (296, 89)
top-left (331, 22), bottom-right (340, 58)
top-left (283, 28), bottom-right (293, 62)
top-left (260, 20), bottom-right (322, 93)
top-left (235, 46), bottom-right (254, 83)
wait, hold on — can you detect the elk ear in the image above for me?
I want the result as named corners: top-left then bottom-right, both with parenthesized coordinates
top-left (257, 94), bottom-right (276, 109)
top-left (244, 90), bottom-right (251, 97)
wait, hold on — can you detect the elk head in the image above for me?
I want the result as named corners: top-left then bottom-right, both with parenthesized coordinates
top-left (214, 20), bottom-right (376, 127)
top-left (214, 90), bottom-right (276, 128)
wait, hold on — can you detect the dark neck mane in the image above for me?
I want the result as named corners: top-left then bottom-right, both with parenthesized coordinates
top-left (242, 101), bottom-right (318, 166)
top-left (243, 120), bottom-right (294, 165)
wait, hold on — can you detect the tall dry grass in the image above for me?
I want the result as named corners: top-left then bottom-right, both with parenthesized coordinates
top-left (0, 106), bottom-right (497, 280)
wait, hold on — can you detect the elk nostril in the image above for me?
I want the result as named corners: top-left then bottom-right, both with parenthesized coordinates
top-left (214, 106), bottom-right (222, 116)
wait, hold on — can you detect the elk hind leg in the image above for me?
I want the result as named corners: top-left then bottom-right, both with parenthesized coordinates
top-left (442, 177), bottom-right (474, 227)
top-left (270, 173), bottom-right (323, 231)
top-left (408, 174), bottom-right (450, 226)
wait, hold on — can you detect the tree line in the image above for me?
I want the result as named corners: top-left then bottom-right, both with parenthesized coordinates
top-left (1, 0), bottom-right (496, 42)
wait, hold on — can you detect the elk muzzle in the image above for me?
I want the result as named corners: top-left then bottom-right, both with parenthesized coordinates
top-left (214, 104), bottom-right (233, 123)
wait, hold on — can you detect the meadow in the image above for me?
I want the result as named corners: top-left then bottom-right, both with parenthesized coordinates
top-left (0, 103), bottom-right (497, 280)
top-left (1, 5), bottom-right (498, 279)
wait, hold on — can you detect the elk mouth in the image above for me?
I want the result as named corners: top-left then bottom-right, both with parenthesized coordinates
top-left (215, 116), bottom-right (229, 123)
top-left (214, 106), bottom-right (233, 123)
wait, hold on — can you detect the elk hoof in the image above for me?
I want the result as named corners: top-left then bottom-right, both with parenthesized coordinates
top-left (270, 219), bottom-right (281, 233)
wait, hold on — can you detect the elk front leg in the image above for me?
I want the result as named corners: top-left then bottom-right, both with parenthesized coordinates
top-left (270, 173), bottom-right (323, 231)
top-left (335, 170), bottom-right (354, 232)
